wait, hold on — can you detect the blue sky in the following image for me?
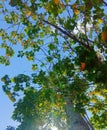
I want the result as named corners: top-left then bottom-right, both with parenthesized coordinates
top-left (0, 2), bottom-right (35, 128)
top-left (0, 49), bottom-right (34, 129)
top-left (0, 7), bottom-right (20, 129)
top-left (0, 0), bottom-right (107, 129)
top-left (0, 87), bottom-right (19, 129)
top-left (0, 1), bottom-right (48, 128)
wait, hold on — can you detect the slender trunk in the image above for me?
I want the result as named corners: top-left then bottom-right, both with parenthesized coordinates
top-left (64, 97), bottom-right (93, 130)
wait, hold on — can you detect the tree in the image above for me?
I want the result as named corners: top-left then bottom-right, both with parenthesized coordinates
top-left (0, 0), bottom-right (107, 129)
top-left (5, 126), bottom-right (16, 130)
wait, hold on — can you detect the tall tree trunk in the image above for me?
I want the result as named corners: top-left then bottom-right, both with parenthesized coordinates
top-left (64, 97), bottom-right (94, 130)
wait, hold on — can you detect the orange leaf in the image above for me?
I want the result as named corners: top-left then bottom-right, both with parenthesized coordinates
top-left (54, 0), bottom-right (60, 4)
top-left (101, 30), bottom-right (107, 41)
top-left (80, 62), bottom-right (86, 71)
top-left (21, 42), bottom-right (24, 46)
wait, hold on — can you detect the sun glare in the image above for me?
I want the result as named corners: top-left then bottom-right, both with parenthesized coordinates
top-left (51, 126), bottom-right (58, 130)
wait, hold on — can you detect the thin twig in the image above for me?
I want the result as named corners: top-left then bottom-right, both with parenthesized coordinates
top-left (102, 0), bottom-right (107, 6)
top-left (43, 19), bottom-right (93, 51)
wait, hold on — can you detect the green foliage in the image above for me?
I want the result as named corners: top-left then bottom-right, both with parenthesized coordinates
top-left (0, 0), bottom-right (107, 129)
top-left (6, 126), bottom-right (16, 130)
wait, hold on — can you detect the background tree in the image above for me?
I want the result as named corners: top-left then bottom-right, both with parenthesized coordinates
top-left (5, 126), bottom-right (16, 130)
top-left (0, 0), bottom-right (107, 130)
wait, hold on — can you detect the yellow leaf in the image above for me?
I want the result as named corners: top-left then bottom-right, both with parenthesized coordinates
top-left (32, 14), bottom-right (36, 20)
top-left (17, 37), bottom-right (21, 41)
top-left (27, 56), bottom-right (34, 61)
top-left (93, 108), bottom-right (98, 113)
top-left (10, 97), bottom-right (16, 102)
top-left (72, 4), bottom-right (79, 15)
top-left (74, 9), bottom-right (79, 15)
top-left (26, 11), bottom-right (31, 17)
top-left (91, 99), bottom-right (97, 103)
top-left (94, 91), bottom-right (101, 96)
top-left (89, 90), bottom-right (101, 95)
top-left (98, 19), bottom-right (103, 24)
top-left (103, 89), bottom-right (107, 92)
top-left (7, 92), bottom-right (16, 102)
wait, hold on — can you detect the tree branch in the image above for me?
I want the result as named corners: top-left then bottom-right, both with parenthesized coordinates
top-left (102, 0), bottom-right (107, 6)
top-left (43, 19), bottom-right (93, 51)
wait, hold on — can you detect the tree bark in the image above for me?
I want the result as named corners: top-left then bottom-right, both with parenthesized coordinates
top-left (64, 97), bottom-right (93, 130)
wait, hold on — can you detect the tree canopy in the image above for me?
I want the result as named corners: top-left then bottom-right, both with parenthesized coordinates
top-left (0, 0), bottom-right (107, 130)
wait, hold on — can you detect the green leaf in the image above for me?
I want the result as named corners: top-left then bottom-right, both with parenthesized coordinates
top-left (46, 56), bottom-right (53, 62)
top-left (48, 43), bottom-right (56, 50)
top-left (32, 64), bottom-right (38, 71)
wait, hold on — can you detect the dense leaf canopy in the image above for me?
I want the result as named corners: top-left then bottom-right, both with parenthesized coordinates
top-left (0, 0), bottom-right (107, 129)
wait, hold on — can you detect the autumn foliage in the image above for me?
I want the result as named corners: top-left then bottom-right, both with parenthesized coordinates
top-left (0, 0), bottom-right (107, 130)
